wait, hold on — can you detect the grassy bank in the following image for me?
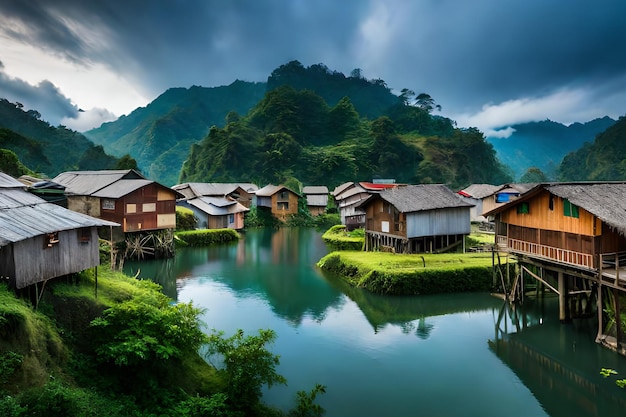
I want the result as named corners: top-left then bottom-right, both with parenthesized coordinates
top-left (175, 228), bottom-right (240, 247)
top-left (317, 251), bottom-right (497, 295)
top-left (0, 267), bottom-right (325, 416)
top-left (321, 225), bottom-right (364, 251)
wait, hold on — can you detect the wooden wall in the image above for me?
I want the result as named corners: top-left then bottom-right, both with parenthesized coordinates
top-left (499, 190), bottom-right (598, 236)
top-left (2, 228), bottom-right (100, 289)
top-left (271, 191), bottom-right (299, 220)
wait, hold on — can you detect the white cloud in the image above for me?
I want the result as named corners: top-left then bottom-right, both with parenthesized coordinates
top-left (450, 89), bottom-right (591, 134)
top-left (61, 107), bottom-right (117, 131)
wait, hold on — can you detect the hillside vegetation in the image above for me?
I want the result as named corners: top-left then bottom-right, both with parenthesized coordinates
top-left (180, 68), bottom-right (512, 189)
top-left (84, 80), bottom-right (267, 186)
top-left (559, 116), bottom-right (626, 181)
top-left (0, 99), bottom-right (134, 178)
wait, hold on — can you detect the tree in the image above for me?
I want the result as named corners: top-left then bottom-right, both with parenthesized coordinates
top-left (206, 329), bottom-right (287, 413)
top-left (520, 167), bottom-right (548, 183)
top-left (114, 154), bottom-right (139, 170)
top-left (415, 93), bottom-right (441, 113)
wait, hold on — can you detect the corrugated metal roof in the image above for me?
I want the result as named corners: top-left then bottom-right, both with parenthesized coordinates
top-left (0, 172), bottom-right (26, 189)
top-left (255, 184), bottom-right (299, 197)
top-left (372, 184), bottom-right (474, 213)
top-left (92, 179), bottom-right (153, 198)
top-left (0, 188), bottom-right (119, 246)
top-left (52, 170), bottom-right (145, 196)
top-left (303, 186), bottom-right (328, 195)
top-left (173, 182), bottom-right (259, 198)
top-left (185, 196), bottom-right (249, 216)
top-left (335, 184), bottom-right (367, 201)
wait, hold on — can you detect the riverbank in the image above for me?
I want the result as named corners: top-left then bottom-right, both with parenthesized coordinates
top-left (317, 250), bottom-right (497, 295)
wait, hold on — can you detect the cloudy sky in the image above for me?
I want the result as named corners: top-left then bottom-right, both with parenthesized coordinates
top-left (0, 0), bottom-right (625, 135)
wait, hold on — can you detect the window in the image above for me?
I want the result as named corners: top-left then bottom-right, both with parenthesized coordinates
top-left (45, 232), bottom-right (59, 248)
top-left (102, 199), bottom-right (115, 210)
top-left (549, 195), bottom-right (554, 211)
top-left (278, 191), bottom-right (289, 201)
top-left (516, 202), bottom-right (529, 214)
top-left (563, 199), bottom-right (579, 218)
top-left (126, 203), bottom-right (137, 214)
top-left (228, 214), bottom-right (235, 224)
top-left (142, 202), bottom-right (156, 212)
top-left (78, 228), bottom-right (91, 243)
top-left (277, 202), bottom-right (289, 210)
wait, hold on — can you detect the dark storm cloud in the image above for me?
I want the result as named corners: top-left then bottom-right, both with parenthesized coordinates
top-left (0, 69), bottom-right (79, 125)
top-left (0, 0), bottom-right (625, 126)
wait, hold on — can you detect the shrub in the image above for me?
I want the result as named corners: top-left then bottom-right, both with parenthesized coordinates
top-left (176, 206), bottom-right (197, 231)
top-left (321, 225), bottom-right (364, 251)
top-left (175, 229), bottom-right (240, 247)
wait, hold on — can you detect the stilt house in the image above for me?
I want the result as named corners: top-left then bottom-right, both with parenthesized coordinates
top-left (358, 184), bottom-right (473, 253)
top-left (52, 170), bottom-right (180, 239)
top-left (0, 172), bottom-right (118, 289)
top-left (177, 196), bottom-right (249, 230)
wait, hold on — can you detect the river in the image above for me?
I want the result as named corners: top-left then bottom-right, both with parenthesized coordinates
top-left (124, 227), bottom-right (626, 417)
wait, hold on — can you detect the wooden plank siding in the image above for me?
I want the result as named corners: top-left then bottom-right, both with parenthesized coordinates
top-left (494, 189), bottom-right (626, 269)
top-left (2, 228), bottom-right (100, 289)
top-left (270, 190), bottom-right (299, 221)
top-left (96, 183), bottom-right (177, 232)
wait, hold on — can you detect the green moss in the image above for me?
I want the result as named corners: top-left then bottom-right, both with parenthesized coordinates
top-left (318, 250), bottom-right (496, 295)
top-left (321, 225), bottom-right (364, 251)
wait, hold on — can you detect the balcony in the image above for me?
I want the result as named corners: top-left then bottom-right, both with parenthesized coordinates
top-left (497, 235), bottom-right (594, 270)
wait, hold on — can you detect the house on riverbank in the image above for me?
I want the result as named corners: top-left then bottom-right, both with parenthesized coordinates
top-left (172, 182), bottom-right (258, 208)
top-left (52, 170), bottom-right (180, 241)
top-left (358, 184), bottom-right (473, 254)
top-left (302, 186), bottom-right (328, 216)
top-left (177, 196), bottom-right (249, 230)
top-left (332, 181), bottom-right (400, 230)
top-left (253, 184), bottom-right (300, 221)
top-left (485, 182), bottom-right (626, 354)
top-left (0, 172), bottom-right (118, 291)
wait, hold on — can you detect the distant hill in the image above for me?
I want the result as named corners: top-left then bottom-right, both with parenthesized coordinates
top-left (84, 80), bottom-right (267, 186)
top-left (180, 85), bottom-right (512, 190)
top-left (0, 98), bottom-right (128, 178)
top-left (559, 115), bottom-right (626, 180)
top-left (486, 117), bottom-right (616, 180)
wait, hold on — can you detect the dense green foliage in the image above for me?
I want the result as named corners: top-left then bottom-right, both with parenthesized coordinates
top-left (0, 99), bottom-right (134, 178)
top-left (0, 148), bottom-right (34, 177)
top-left (317, 251), bottom-right (495, 295)
top-left (180, 80), bottom-right (511, 189)
top-left (487, 117), bottom-right (616, 180)
top-left (175, 228), bottom-right (240, 246)
top-left (85, 81), bottom-right (267, 186)
top-left (559, 116), bottom-right (626, 181)
top-left (0, 268), bottom-right (325, 416)
top-left (321, 225), bottom-right (364, 251)
top-left (176, 206), bottom-right (197, 231)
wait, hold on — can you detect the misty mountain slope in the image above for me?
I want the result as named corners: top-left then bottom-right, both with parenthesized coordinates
top-left (84, 80), bottom-right (267, 186)
top-left (0, 98), bottom-right (122, 177)
top-left (559, 116), bottom-right (626, 180)
top-left (486, 117), bottom-right (616, 180)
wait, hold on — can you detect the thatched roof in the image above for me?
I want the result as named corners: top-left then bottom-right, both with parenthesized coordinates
top-left (363, 184), bottom-right (473, 213)
top-left (547, 183), bottom-right (626, 236)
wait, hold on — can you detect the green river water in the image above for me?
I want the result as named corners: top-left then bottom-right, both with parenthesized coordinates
top-left (124, 227), bottom-right (626, 417)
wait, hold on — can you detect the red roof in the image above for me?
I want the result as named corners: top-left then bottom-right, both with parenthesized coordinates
top-left (359, 182), bottom-right (399, 191)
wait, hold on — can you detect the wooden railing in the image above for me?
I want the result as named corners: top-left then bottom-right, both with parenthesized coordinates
top-left (497, 236), bottom-right (594, 269)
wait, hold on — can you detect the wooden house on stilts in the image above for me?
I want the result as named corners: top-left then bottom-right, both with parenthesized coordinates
top-left (0, 172), bottom-right (118, 297)
top-left (485, 182), bottom-right (626, 355)
top-left (358, 184), bottom-right (473, 254)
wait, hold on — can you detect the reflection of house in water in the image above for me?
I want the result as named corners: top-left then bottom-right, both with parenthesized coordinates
top-left (491, 301), bottom-right (626, 417)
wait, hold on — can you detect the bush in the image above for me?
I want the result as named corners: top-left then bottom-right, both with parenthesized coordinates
top-left (176, 206), bottom-right (198, 231)
top-left (175, 229), bottom-right (240, 247)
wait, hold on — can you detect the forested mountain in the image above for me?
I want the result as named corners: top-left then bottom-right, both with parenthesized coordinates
top-left (559, 116), bottom-right (626, 181)
top-left (84, 80), bottom-right (266, 186)
top-left (0, 99), bottom-right (132, 178)
top-left (486, 117), bottom-right (616, 180)
top-left (180, 85), bottom-right (512, 189)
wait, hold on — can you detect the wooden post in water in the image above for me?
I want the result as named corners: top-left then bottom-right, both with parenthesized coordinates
top-left (558, 271), bottom-right (569, 322)
top-left (615, 288), bottom-right (623, 351)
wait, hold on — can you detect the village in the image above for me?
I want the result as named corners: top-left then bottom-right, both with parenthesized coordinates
top-left (1, 169), bottom-right (626, 357)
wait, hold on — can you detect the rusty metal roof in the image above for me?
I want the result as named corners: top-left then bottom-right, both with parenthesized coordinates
top-left (0, 188), bottom-right (119, 246)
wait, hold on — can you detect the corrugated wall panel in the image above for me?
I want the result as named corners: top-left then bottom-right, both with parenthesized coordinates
top-left (406, 207), bottom-right (470, 238)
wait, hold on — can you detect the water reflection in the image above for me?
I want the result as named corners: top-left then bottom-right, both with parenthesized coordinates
top-left (125, 228), bottom-right (626, 417)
